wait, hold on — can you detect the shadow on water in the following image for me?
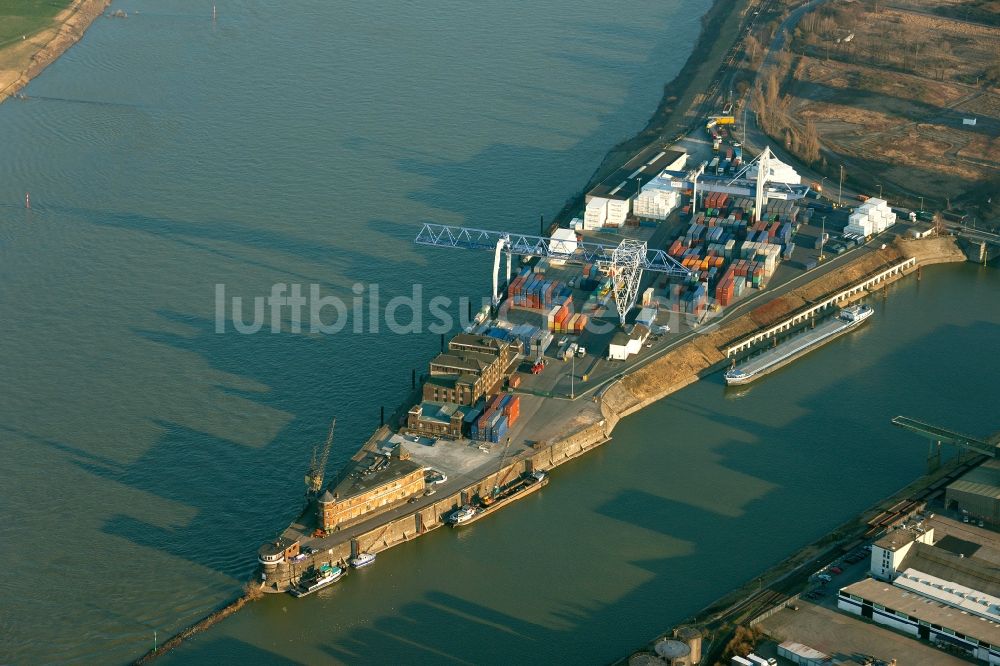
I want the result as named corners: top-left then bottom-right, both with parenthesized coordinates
top-left (49, 205), bottom-right (423, 285)
top-left (11, 308), bottom-right (438, 578)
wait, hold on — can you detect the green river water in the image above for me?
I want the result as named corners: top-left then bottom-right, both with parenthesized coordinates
top-left (0, 0), bottom-right (996, 663)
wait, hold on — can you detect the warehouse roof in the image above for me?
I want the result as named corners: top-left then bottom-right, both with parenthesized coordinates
top-left (841, 578), bottom-right (1000, 645)
top-left (587, 147), bottom-right (687, 201)
top-left (948, 458), bottom-right (1000, 500)
top-left (329, 452), bottom-right (423, 502)
top-left (900, 543), bottom-right (1000, 598)
top-left (430, 351), bottom-right (497, 373)
top-left (449, 333), bottom-right (510, 354)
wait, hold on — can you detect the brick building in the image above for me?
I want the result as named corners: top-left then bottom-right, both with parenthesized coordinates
top-left (424, 334), bottom-right (521, 405)
top-left (405, 401), bottom-right (474, 439)
top-left (316, 448), bottom-right (425, 532)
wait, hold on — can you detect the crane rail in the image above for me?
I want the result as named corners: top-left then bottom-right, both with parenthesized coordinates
top-left (414, 223), bottom-right (690, 276)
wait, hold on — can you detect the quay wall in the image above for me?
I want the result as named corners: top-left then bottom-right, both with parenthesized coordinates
top-left (262, 236), bottom-right (965, 591)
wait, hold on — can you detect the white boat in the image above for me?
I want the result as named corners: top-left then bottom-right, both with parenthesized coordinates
top-left (724, 304), bottom-right (874, 386)
top-left (290, 564), bottom-right (344, 597)
top-left (349, 552), bottom-right (376, 568)
top-left (447, 505), bottom-right (478, 525)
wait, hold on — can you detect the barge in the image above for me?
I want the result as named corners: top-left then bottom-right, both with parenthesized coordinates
top-left (724, 304), bottom-right (873, 386)
top-left (448, 471), bottom-right (548, 527)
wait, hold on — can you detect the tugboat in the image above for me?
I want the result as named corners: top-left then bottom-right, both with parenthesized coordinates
top-left (349, 552), bottom-right (376, 568)
top-left (290, 563), bottom-right (344, 597)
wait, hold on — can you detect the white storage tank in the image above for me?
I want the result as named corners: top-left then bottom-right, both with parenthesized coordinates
top-left (628, 652), bottom-right (666, 666)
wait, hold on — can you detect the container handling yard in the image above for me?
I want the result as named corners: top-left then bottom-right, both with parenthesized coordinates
top-left (247, 77), bottom-right (995, 665)
top-left (254, 94), bottom-right (941, 598)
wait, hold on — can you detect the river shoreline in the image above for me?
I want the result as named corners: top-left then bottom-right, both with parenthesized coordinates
top-left (0, 0), bottom-right (111, 104)
top-left (127, 0), bottom-right (756, 660)
top-left (552, 0), bottom-right (754, 229)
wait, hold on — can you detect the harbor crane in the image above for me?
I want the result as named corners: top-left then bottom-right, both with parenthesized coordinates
top-left (414, 223), bottom-right (690, 325)
top-left (305, 418), bottom-right (336, 497)
top-left (728, 146), bottom-right (796, 220)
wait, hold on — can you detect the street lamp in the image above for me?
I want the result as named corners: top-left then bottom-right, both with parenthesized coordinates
top-left (877, 183), bottom-right (883, 199)
top-left (838, 165), bottom-right (844, 208)
top-left (570, 352), bottom-right (575, 399)
top-left (819, 216), bottom-right (827, 261)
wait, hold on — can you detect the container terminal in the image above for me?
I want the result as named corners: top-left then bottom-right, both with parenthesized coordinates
top-left (255, 88), bottom-right (960, 598)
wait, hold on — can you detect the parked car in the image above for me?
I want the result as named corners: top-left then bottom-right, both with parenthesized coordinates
top-left (830, 566), bottom-right (843, 575)
top-left (817, 574), bottom-right (833, 582)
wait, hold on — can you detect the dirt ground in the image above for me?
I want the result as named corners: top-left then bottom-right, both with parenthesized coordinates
top-left (781, 1), bottom-right (1000, 205)
top-left (0, 0), bottom-right (111, 103)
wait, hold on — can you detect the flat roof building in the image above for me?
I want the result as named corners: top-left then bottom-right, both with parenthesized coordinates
top-left (870, 523), bottom-right (935, 580)
top-left (586, 147), bottom-right (688, 202)
top-left (838, 578), bottom-right (1000, 664)
top-left (405, 401), bottom-right (474, 440)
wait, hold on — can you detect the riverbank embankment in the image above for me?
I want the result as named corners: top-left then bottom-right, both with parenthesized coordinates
top-left (257, 235), bottom-right (965, 595)
top-left (0, 0), bottom-right (111, 104)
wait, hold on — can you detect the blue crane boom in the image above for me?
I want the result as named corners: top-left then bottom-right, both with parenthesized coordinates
top-left (414, 223), bottom-right (689, 276)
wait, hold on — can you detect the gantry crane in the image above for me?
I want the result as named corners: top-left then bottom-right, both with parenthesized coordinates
top-left (305, 418), bottom-right (336, 497)
top-left (414, 224), bottom-right (690, 326)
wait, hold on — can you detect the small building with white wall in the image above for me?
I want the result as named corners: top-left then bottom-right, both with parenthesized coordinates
top-left (608, 324), bottom-right (649, 361)
top-left (870, 523), bottom-right (936, 580)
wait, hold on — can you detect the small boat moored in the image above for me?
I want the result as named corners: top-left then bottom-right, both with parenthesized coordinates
top-left (447, 505), bottom-right (478, 525)
top-left (290, 563), bottom-right (344, 597)
top-left (349, 552), bottom-right (376, 568)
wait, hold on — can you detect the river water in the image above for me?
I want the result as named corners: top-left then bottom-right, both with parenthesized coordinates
top-left (1, 3), bottom-right (996, 665)
top-left (0, 0), bottom-right (717, 663)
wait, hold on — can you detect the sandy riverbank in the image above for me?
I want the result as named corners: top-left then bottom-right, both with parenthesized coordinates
top-left (0, 0), bottom-right (112, 104)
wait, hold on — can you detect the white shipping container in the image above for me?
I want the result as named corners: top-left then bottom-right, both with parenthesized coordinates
top-left (606, 198), bottom-right (629, 226)
top-left (585, 197), bottom-right (608, 227)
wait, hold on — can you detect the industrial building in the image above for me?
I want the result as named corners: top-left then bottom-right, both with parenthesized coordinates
top-left (946, 458), bottom-right (1000, 524)
top-left (317, 447), bottom-right (426, 532)
top-left (425, 333), bottom-right (521, 406)
top-left (838, 578), bottom-right (1000, 664)
top-left (844, 515), bottom-right (1000, 664)
top-left (870, 523), bottom-right (936, 580)
top-left (404, 401), bottom-right (475, 440)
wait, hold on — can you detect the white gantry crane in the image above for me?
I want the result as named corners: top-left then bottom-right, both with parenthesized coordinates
top-left (725, 146), bottom-right (796, 218)
top-left (414, 224), bottom-right (690, 326)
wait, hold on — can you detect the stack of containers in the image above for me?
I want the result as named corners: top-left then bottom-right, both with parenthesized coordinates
top-left (503, 394), bottom-right (520, 427)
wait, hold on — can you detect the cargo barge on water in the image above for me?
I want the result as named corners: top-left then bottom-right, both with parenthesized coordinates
top-left (724, 304), bottom-right (874, 386)
top-left (447, 471), bottom-right (548, 527)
